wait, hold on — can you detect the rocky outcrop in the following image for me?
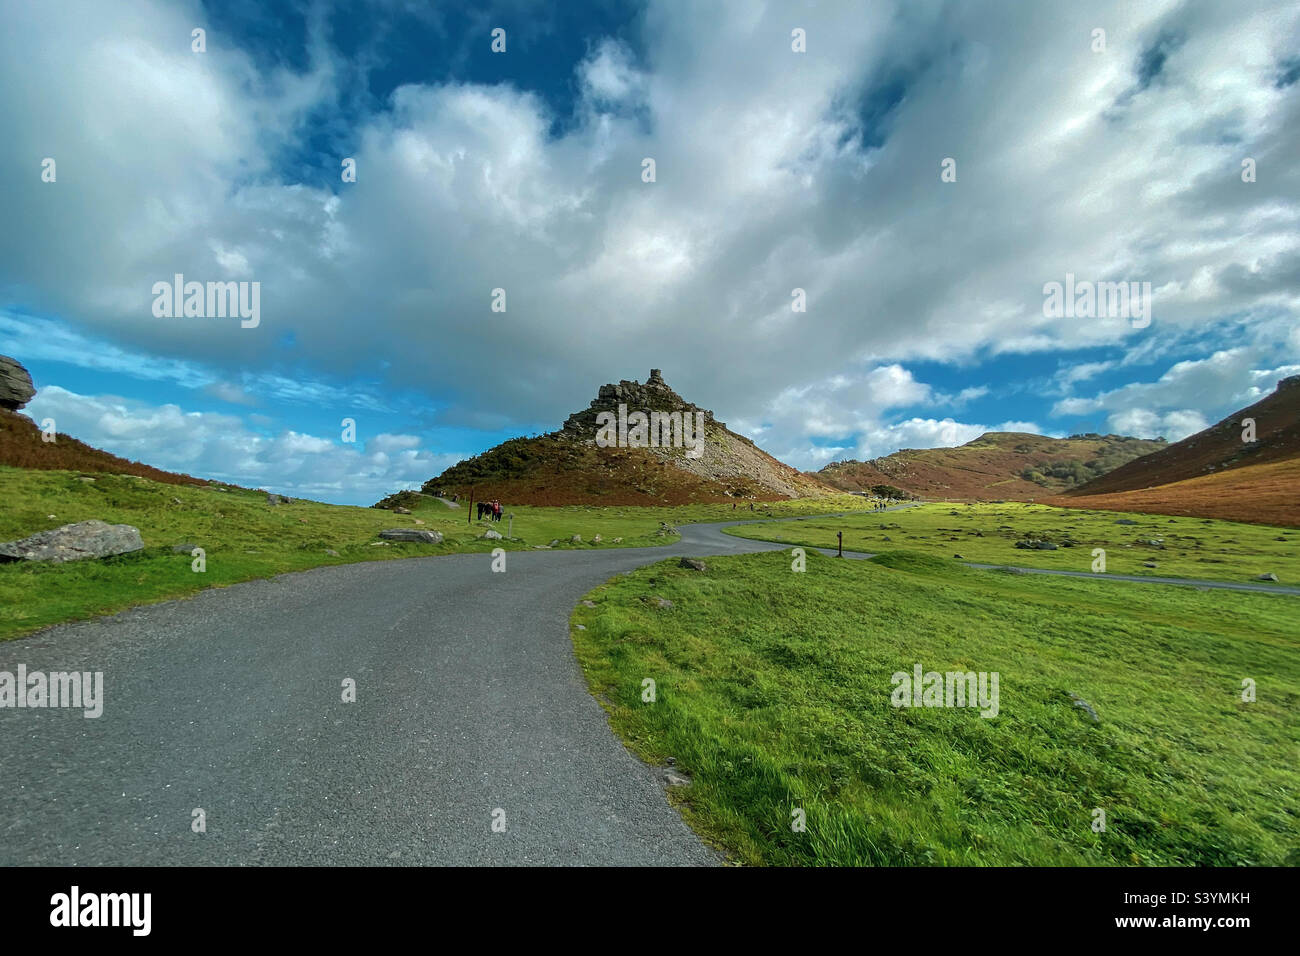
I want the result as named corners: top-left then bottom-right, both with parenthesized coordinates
top-left (0, 355), bottom-right (36, 410)
top-left (0, 520), bottom-right (144, 563)
top-left (407, 368), bottom-right (838, 505)
top-left (561, 368), bottom-right (724, 435)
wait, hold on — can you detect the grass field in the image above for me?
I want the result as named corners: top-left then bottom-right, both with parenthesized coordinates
top-left (0, 466), bottom-right (870, 641)
top-left (571, 548), bottom-right (1300, 866)
top-left (724, 502), bottom-right (1299, 585)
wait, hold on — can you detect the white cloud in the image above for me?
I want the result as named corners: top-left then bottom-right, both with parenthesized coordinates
top-left (1, 0), bottom-right (1298, 483)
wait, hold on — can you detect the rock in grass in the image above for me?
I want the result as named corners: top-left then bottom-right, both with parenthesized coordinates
top-left (1256, 572), bottom-right (1279, 582)
top-left (648, 596), bottom-right (674, 609)
top-left (481, 529), bottom-right (503, 540)
top-left (0, 520), bottom-right (143, 563)
top-left (1115, 519), bottom-right (1138, 525)
top-left (570, 534), bottom-right (582, 543)
top-left (172, 542), bottom-right (200, 553)
top-left (1069, 693), bottom-right (1101, 723)
top-left (379, 528), bottom-right (443, 544)
top-left (392, 506), bottom-right (412, 515)
top-left (679, 557), bottom-right (707, 571)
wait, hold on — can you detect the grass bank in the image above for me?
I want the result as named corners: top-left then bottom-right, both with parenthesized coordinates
top-left (571, 548), bottom-right (1299, 865)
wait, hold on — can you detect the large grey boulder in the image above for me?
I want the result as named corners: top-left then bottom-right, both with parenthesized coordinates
top-left (0, 520), bottom-right (144, 563)
top-left (0, 355), bottom-right (36, 410)
top-left (378, 528), bottom-right (443, 544)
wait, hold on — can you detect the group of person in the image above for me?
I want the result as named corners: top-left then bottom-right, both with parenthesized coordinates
top-left (476, 499), bottom-right (504, 521)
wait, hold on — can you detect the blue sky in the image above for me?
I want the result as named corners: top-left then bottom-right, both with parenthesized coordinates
top-left (2, 0), bottom-right (1298, 504)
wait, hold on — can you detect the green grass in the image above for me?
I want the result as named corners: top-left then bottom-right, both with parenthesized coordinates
top-left (723, 502), bottom-right (1299, 585)
top-left (0, 466), bottom-right (870, 641)
top-left (571, 549), bottom-right (1300, 866)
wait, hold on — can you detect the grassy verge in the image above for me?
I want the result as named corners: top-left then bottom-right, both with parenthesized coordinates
top-left (0, 466), bottom-right (869, 641)
top-left (571, 549), bottom-right (1300, 865)
top-left (723, 501), bottom-right (1299, 585)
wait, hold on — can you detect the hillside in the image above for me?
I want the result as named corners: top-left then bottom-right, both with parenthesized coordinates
top-left (815, 431), bottom-right (1166, 500)
top-left (1060, 375), bottom-right (1300, 497)
top-left (408, 369), bottom-right (838, 506)
top-left (0, 408), bottom-right (208, 487)
top-left (1045, 457), bottom-right (1300, 528)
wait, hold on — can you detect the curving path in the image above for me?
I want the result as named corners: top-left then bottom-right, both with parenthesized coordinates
top-left (1, 507), bottom-right (1293, 867)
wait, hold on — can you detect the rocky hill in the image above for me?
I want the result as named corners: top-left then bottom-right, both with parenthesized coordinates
top-left (816, 431), bottom-right (1166, 500)
top-left (0, 355), bottom-right (208, 487)
top-left (408, 369), bottom-right (837, 506)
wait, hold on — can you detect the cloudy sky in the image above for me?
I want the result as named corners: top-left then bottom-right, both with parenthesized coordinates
top-left (2, 0), bottom-right (1297, 505)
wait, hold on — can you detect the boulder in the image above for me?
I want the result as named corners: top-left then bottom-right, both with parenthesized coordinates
top-left (1256, 572), bottom-right (1279, 582)
top-left (679, 557), bottom-right (707, 571)
top-left (569, 534), bottom-right (582, 543)
top-left (481, 529), bottom-right (502, 540)
top-left (0, 355), bottom-right (36, 410)
top-left (392, 506), bottom-right (412, 515)
top-left (1115, 519), bottom-right (1138, 526)
top-left (378, 528), bottom-right (443, 544)
top-left (0, 520), bottom-right (144, 563)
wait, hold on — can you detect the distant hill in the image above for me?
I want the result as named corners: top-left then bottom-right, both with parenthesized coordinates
top-left (1058, 375), bottom-right (1300, 496)
top-left (403, 369), bottom-right (838, 506)
top-left (1045, 375), bottom-right (1300, 526)
top-left (815, 432), bottom-right (1166, 500)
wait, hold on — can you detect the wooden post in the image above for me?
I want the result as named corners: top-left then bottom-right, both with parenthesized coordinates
top-left (507, 513), bottom-right (513, 538)
top-left (467, 487), bottom-right (473, 525)
top-left (837, 531), bottom-right (843, 557)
